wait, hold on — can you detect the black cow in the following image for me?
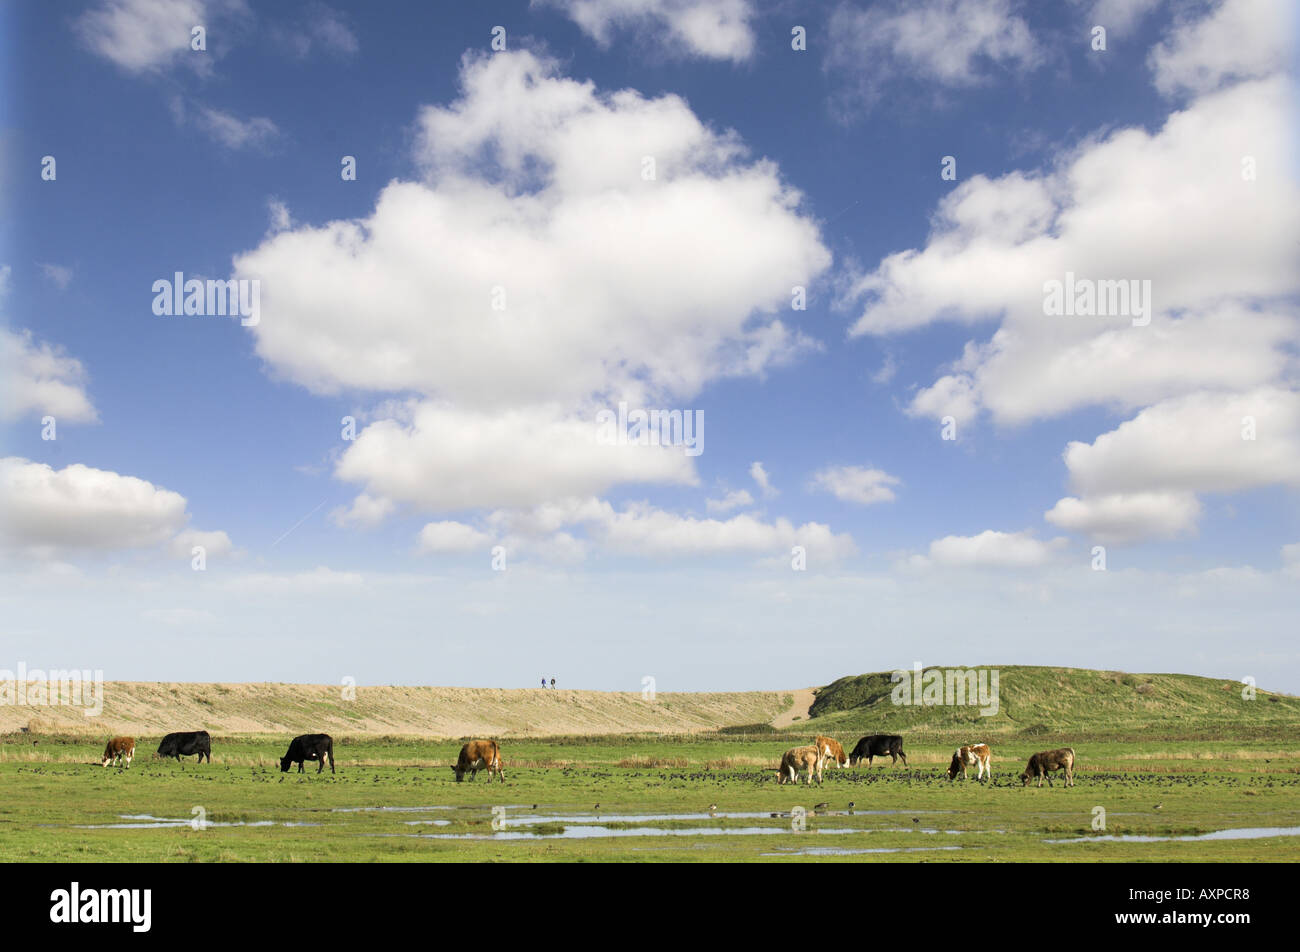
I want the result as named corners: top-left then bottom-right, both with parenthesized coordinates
top-left (156, 730), bottom-right (211, 763)
top-left (849, 734), bottom-right (908, 767)
top-left (280, 734), bottom-right (335, 774)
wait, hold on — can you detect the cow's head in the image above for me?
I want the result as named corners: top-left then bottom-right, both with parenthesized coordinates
top-left (450, 765), bottom-right (465, 782)
top-left (947, 753), bottom-right (962, 781)
top-left (279, 756), bottom-right (293, 772)
top-left (1019, 771), bottom-right (1031, 786)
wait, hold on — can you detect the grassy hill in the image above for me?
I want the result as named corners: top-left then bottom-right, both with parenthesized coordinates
top-left (804, 666), bottom-right (1300, 741)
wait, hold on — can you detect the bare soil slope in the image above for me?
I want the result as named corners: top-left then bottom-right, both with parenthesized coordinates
top-left (1, 682), bottom-right (796, 738)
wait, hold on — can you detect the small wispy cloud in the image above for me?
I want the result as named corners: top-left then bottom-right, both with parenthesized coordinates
top-left (705, 488), bottom-right (754, 514)
top-left (191, 106), bottom-right (280, 151)
top-left (274, 3), bottom-right (359, 59)
top-left (39, 263), bottom-right (74, 290)
top-left (809, 465), bottom-right (902, 505)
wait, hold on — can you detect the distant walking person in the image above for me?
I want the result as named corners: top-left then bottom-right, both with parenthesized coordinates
top-left (550, 678), bottom-right (556, 689)
top-left (541, 677), bottom-right (547, 688)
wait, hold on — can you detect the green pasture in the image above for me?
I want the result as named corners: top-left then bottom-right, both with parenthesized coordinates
top-left (3, 731), bottom-right (1297, 862)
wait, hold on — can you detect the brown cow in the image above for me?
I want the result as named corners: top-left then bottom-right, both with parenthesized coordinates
top-left (102, 736), bottom-right (135, 768)
top-left (450, 739), bottom-right (505, 782)
top-left (815, 735), bottom-right (848, 769)
top-left (947, 743), bottom-right (992, 781)
top-left (1020, 747), bottom-right (1075, 787)
top-left (777, 745), bottom-right (823, 786)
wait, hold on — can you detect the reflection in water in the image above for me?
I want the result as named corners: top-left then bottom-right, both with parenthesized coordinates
top-left (1046, 826), bottom-right (1300, 844)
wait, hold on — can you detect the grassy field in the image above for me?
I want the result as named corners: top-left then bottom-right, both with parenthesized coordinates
top-left (3, 667), bottom-right (1297, 862)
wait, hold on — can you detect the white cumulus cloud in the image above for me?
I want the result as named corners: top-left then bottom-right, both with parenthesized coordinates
top-left (535, 0), bottom-right (756, 61)
top-left (917, 529), bottom-right (1068, 568)
top-left (809, 465), bottom-right (902, 505)
top-left (0, 329), bottom-right (99, 424)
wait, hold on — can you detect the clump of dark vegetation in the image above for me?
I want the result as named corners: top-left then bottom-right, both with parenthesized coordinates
top-left (717, 723), bottom-right (779, 736)
top-left (808, 672), bottom-right (897, 718)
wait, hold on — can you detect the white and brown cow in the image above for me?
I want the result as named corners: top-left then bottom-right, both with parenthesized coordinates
top-left (947, 743), bottom-right (992, 782)
top-left (102, 736), bottom-right (135, 768)
top-left (777, 744), bottom-right (823, 786)
top-left (450, 739), bottom-right (505, 782)
top-left (815, 735), bottom-right (848, 769)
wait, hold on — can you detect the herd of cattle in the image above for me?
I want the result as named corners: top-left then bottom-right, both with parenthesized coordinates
top-left (777, 735), bottom-right (1076, 787)
top-left (99, 731), bottom-right (1077, 788)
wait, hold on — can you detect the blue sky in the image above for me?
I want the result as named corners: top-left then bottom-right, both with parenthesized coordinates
top-left (2, 0), bottom-right (1297, 692)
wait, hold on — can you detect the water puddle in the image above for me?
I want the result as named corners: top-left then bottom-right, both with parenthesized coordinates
top-left (1046, 826), bottom-right (1300, 844)
top-left (332, 805), bottom-right (457, 813)
top-left (763, 846), bottom-right (963, 856)
top-left (488, 808), bottom-right (952, 825)
top-left (78, 814), bottom-right (320, 830)
top-left (394, 826), bottom-right (866, 840)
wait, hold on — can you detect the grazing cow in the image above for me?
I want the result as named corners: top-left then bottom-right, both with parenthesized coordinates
top-left (450, 739), bottom-right (505, 782)
top-left (947, 743), bottom-right (992, 782)
top-left (1020, 747), bottom-right (1075, 787)
top-left (156, 730), bottom-right (211, 763)
top-left (849, 734), bottom-right (908, 767)
top-left (815, 735), bottom-right (848, 769)
top-left (280, 734), bottom-right (335, 774)
top-left (102, 736), bottom-right (134, 768)
top-left (777, 745), bottom-right (823, 786)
